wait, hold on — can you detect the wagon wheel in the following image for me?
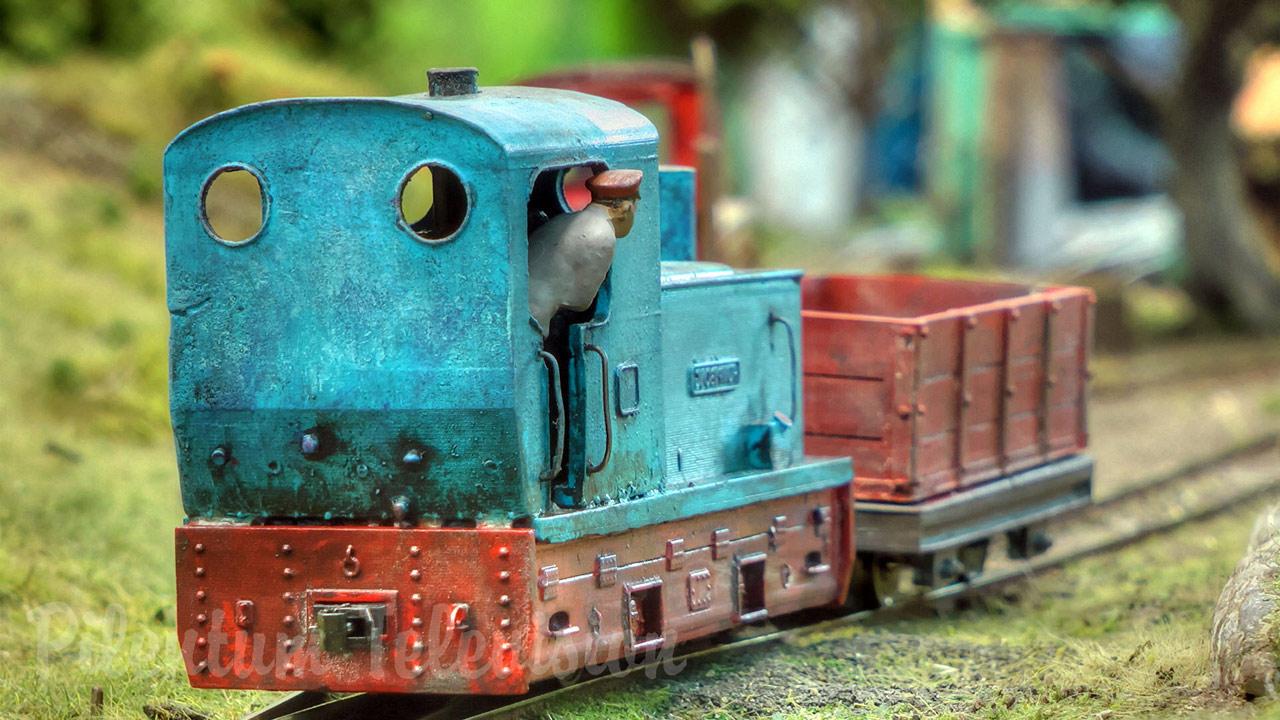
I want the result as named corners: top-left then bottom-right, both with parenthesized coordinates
top-left (848, 554), bottom-right (904, 611)
top-left (957, 540), bottom-right (990, 581)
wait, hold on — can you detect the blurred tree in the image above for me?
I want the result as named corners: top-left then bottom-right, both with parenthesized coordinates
top-left (258, 0), bottom-right (377, 55)
top-left (0, 0), bottom-right (165, 60)
top-left (1152, 0), bottom-right (1280, 331)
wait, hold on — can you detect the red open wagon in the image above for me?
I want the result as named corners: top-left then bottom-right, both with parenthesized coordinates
top-left (802, 275), bottom-right (1094, 591)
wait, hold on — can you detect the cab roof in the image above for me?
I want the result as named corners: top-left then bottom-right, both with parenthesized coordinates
top-left (168, 86), bottom-right (658, 162)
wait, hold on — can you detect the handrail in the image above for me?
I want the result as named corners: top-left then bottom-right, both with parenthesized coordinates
top-left (537, 351), bottom-right (565, 481)
top-left (768, 312), bottom-right (798, 421)
top-left (584, 344), bottom-right (613, 474)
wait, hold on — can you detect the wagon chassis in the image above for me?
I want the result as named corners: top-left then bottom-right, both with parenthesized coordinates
top-left (238, 433), bottom-right (1280, 720)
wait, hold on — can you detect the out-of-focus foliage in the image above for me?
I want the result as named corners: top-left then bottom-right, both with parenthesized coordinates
top-left (0, 0), bottom-right (167, 60)
top-left (0, 0), bottom-right (671, 89)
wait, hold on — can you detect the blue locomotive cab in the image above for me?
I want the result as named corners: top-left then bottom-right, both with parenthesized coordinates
top-left (165, 82), bottom-right (661, 524)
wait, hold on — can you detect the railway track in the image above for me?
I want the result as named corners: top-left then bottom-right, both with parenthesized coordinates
top-left (241, 434), bottom-right (1280, 720)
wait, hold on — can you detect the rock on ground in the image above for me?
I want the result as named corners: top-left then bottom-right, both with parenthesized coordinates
top-left (1211, 504), bottom-right (1280, 699)
top-left (1248, 501), bottom-right (1280, 554)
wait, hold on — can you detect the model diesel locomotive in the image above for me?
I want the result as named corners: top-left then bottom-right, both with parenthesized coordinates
top-left (167, 68), bottom-right (1092, 696)
top-left (168, 68), bottom-right (852, 694)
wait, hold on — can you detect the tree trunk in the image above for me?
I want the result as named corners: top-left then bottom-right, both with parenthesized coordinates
top-left (1167, 101), bottom-right (1280, 330)
top-left (1162, 0), bottom-right (1280, 332)
top-left (1165, 93), bottom-right (1280, 331)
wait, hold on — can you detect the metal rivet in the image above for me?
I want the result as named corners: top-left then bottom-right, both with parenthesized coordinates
top-left (409, 546), bottom-right (421, 557)
top-left (411, 617), bottom-right (423, 629)
top-left (285, 662), bottom-right (295, 673)
top-left (412, 639), bottom-right (425, 651)
top-left (282, 568), bottom-right (294, 579)
top-left (498, 570), bottom-right (511, 582)
top-left (282, 615), bottom-right (294, 627)
top-left (498, 666), bottom-right (511, 678)
top-left (501, 642), bottom-right (513, 652)
top-left (411, 664), bottom-right (424, 677)
top-left (195, 613), bottom-right (208, 625)
top-left (403, 449), bottom-right (422, 465)
top-left (196, 637), bottom-right (207, 648)
top-left (283, 639), bottom-right (293, 651)
top-left (195, 590), bottom-right (206, 602)
top-left (498, 595), bottom-right (511, 606)
top-left (410, 593), bottom-right (422, 604)
top-left (282, 592), bottom-right (292, 602)
top-left (392, 496), bottom-right (410, 521)
top-left (280, 544), bottom-right (292, 555)
top-left (195, 661), bottom-right (207, 674)
top-left (500, 618), bottom-right (511, 629)
top-left (497, 546), bottom-right (510, 559)
top-left (209, 447), bottom-right (227, 466)
top-left (409, 569), bottom-right (421, 581)
top-left (300, 432), bottom-right (321, 456)
top-left (193, 543), bottom-right (205, 554)
top-left (194, 567), bottom-right (205, 577)
top-left (342, 545), bottom-right (361, 578)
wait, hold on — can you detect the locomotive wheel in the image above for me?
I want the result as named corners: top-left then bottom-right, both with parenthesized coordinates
top-left (554, 667), bottom-right (588, 688)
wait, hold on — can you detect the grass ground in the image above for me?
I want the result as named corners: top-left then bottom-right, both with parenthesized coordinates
top-left (0, 149), bottom-right (273, 719)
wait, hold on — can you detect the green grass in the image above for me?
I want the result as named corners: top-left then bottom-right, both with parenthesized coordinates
top-left (0, 149), bottom-right (271, 720)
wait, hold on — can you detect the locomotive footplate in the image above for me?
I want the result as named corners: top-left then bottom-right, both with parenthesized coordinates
top-left (854, 453), bottom-right (1093, 557)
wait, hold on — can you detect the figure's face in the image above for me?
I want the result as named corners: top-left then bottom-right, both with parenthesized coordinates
top-left (609, 198), bottom-right (638, 238)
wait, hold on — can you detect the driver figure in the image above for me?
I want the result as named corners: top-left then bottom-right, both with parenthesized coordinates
top-left (528, 169), bottom-right (643, 335)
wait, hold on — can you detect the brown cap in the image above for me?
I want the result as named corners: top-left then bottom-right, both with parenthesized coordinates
top-left (586, 169), bottom-right (643, 200)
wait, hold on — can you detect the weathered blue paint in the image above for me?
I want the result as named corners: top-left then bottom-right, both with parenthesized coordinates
top-left (166, 88), bottom-right (662, 523)
top-left (657, 165), bottom-right (696, 261)
top-left (657, 263), bottom-right (806, 484)
top-left (166, 81), bottom-right (852, 539)
top-left (533, 457), bottom-right (850, 543)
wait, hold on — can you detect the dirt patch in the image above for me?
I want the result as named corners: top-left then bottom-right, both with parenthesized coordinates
top-left (624, 632), bottom-right (1058, 718)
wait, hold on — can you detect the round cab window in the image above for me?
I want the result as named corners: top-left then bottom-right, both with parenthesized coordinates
top-left (400, 163), bottom-right (468, 242)
top-left (202, 166), bottom-right (266, 245)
